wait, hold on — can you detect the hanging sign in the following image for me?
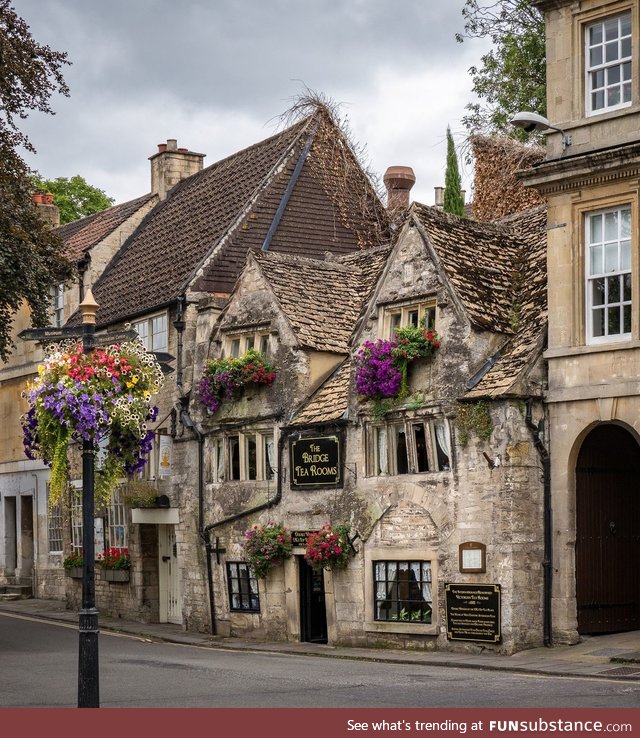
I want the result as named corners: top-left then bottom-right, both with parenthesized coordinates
top-left (445, 583), bottom-right (501, 643)
top-left (289, 435), bottom-right (343, 488)
top-left (158, 435), bottom-right (173, 477)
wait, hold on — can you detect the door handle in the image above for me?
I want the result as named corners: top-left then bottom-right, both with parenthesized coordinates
top-left (609, 521), bottom-right (617, 535)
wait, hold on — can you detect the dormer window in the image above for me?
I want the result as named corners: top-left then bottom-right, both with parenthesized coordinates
top-left (223, 328), bottom-right (271, 358)
top-left (586, 12), bottom-right (632, 116)
top-left (383, 300), bottom-right (436, 340)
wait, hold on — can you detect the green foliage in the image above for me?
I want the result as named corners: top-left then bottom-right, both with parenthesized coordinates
top-left (122, 480), bottom-right (158, 509)
top-left (0, 1), bottom-right (73, 361)
top-left (443, 126), bottom-right (465, 216)
top-left (32, 174), bottom-right (114, 224)
top-left (455, 401), bottom-right (493, 446)
top-left (457, 0), bottom-right (546, 140)
top-left (243, 522), bottom-right (293, 579)
top-left (63, 549), bottom-right (83, 570)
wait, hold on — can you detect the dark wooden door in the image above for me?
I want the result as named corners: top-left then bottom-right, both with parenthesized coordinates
top-left (299, 557), bottom-right (327, 643)
top-left (575, 424), bottom-right (640, 633)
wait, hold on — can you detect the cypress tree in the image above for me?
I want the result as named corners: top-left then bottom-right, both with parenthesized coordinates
top-left (443, 126), bottom-right (465, 217)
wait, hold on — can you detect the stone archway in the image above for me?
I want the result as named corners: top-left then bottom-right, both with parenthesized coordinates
top-left (575, 424), bottom-right (640, 634)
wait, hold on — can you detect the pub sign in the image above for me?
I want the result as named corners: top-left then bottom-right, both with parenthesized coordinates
top-left (289, 434), bottom-right (343, 489)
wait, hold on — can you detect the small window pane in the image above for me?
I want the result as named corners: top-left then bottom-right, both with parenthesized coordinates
top-left (608, 306), bottom-right (620, 335)
top-left (607, 86), bottom-right (621, 107)
top-left (592, 278), bottom-right (605, 307)
top-left (259, 335), bottom-right (269, 355)
top-left (589, 244), bottom-right (602, 275)
top-left (608, 65), bottom-right (620, 85)
top-left (590, 46), bottom-right (603, 67)
top-left (590, 214), bottom-right (602, 243)
top-left (621, 240), bottom-right (631, 271)
top-left (592, 308), bottom-right (605, 337)
top-left (623, 82), bottom-right (632, 102)
top-left (394, 427), bottom-right (409, 475)
top-left (624, 305), bottom-right (632, 333)
top-left (604, 242), bottom-right (618, 272)
top-left (589, 24), bottom-right (603, 45)
top-left (413, 424), bottom-right (429, 472)
top-left (230, 339), bottom-right (240, 358)
top-left (229, 436), bottom-right (240, 480)
top-left (247, 435), bottom-right (257, 480)
top-left (151, 315), bottom-right (168, 353)
top-left (621, 37), bottom-right (631, 58)
top-left (623, 273), bottom-right (632, 302)
top-left (604, 211), bottom-right (618, 241)
top-left (605, 41), bottom-right (618, 63)
top-left (608, 275), bottom-right (620, 304)
top-left (622, 61), bottom-right (632, 81)
top-left (592, 90), bottom-right (605, 110)
top-left (604, 18), bottom-right (618, 42)
top-left (408, 310), bottom-right (419, 327)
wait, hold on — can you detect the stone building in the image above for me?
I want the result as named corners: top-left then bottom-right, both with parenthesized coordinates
top-left (180, 163), bottom-right (549, 653)
top-left (521, 0), bottom-right (640, 640)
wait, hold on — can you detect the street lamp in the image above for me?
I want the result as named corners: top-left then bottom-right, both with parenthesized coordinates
top-left (77, 289), bottom-right (100, 709)
top-left (510, 111), bottom-right (572, 151)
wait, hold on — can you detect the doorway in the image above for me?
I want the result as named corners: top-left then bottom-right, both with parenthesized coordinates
top-left (298, 556), bottom-right (327, 643)
top-left (19, 495), bottom-right (34, 585)
top-left (575, 424), bottom-right (640, 633)
top-left (158, 525), bottom-right (182, 624)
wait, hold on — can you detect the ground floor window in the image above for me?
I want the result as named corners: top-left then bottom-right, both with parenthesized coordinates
top-left (107, 488), bottom-right (128, 549)
top-left (226, 561), bottom-right (260, 612)
top-left (47, 496), bottom-right (64, 554)
top-left (374, 560), bottom-right (432, 623)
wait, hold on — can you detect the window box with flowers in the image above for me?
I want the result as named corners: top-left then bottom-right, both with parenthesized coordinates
top-left (196, 349), bottom-right (276, 415)
top-left (98, 547), bottom-right (131, 582)
top-left (63, 550), bottom-right (84, 579)
top-left (355, 321), bottom-right (440, 411)
top-left (21, 338), bottom-right (164, 508)
top-left (243, 522), bottom-right (292, 578)
top-left (304, 523), bottom-right (352, 572)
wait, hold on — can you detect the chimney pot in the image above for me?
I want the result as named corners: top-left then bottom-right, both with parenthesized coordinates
top-left (383, 166), bottom-right (416, 211)
top-left (157, 143), bottom-right (167, 153)
top-left (434, 186), bottom-right (445, 208)
top-left (177, 147), bottom-right (188, 153)
top-left (166, 139), bottom-right (178, 151)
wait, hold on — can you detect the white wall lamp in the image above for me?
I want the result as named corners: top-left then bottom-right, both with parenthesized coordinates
top-left (510, 111), bottom-right (572, 151)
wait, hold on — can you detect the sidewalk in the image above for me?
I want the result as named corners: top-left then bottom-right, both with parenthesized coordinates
top-left (1, 597), bottom-right (639, 682)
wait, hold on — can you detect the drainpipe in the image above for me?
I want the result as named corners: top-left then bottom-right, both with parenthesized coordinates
top-left (525, 399), bottom-right (552, 647)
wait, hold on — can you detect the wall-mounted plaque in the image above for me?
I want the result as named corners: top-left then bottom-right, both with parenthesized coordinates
top-left (289, 435), bottom-right (343, 488)
top-left (459, 541), bottom-right (486, 573)
top-left (291, 530), bottom-right (316, 547)
top-left (445, 583), bottom-right (501, 643)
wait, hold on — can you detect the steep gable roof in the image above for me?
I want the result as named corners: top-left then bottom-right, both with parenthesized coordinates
top-left (252, 243), bottom-right (391, 353)
top-left (56, 193), bottom-right (156, 262)
top-left (79, 110), bottom-right (389, 328)
top-left (289, 359), bottom-right (351, 426)
top-left (412, 203), bottom-right (525, 335)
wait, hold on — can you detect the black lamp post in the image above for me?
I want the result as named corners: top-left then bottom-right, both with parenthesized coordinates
top-left (77, 289), bottom-right (100, 708)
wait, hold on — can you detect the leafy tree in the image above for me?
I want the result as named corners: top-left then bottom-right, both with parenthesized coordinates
top-left (457, 0), bottom-right (546, 140)
top-left (0, 0), bottom-right (72, 361)
top-left (32, 174), bottom-right (114, 224)
top-left (443, 127), bottom-right (465, 217)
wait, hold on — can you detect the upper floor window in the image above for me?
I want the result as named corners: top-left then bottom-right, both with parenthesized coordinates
top-left (586, 206), bottom-right (631, 344)
top-left (51, 284), bottom-right (65, 328)
top-left (383, 300), bottom-right (436, 340)
top-left (210, 430), bottom-right (276, 482)
top-left (133, 313), bottom-right (168, 353)
top-left (225, 331), bottom-right (270, 358)
top-left (586, 12), bottom-right (632, 115)
top-left (368, 417), bottom-right (450, 476)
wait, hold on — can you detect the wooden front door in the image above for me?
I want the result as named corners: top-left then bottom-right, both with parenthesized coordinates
top-left (158, 525), bottom-right (182, 625)
top-left (575, 424), bottom-right (640, 634)
top-left (299, 556), bottom-right (327, 643)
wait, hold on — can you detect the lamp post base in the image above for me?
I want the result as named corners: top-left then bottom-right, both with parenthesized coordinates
top-left (78, 608), bottom-right (100, 707)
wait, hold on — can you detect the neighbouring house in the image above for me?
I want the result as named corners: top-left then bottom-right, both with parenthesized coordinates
top-left (0, 191), bottom-right (156, 600)
top-left (521, 0), bottom-right (640, 640)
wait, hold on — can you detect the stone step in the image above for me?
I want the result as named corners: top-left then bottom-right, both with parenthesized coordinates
top-left (0, 584), bottom-right (32, 599)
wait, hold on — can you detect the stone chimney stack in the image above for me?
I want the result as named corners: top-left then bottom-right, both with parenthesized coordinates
top-left (150, 139), bottom-right (205, 200)
top-left (32, 191), bottom-right (60, 228)
top-left (383, 166), bottom-right (416, 211)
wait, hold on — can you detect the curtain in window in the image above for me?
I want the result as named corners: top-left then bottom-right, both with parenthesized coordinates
top-left (216, 439), bottom-right (224, 481)
top-left (434, 420), bottom-right (450, 465)
top-left (265, 435), bottom-right (275, 479)
top-left (377, 427), bottom-right (388, 475)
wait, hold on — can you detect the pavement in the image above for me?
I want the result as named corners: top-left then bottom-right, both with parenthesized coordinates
top-left (1, 597), bottom-right (639, 682)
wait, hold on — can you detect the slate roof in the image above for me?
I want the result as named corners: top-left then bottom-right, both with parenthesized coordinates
top-left (413, 203), bottom-right (526, 335)
top-left (76, 110), bottom-right (388, 328)
top-left (56, 194), bottom-right (156, 262)
top-left (289, 359), bottom-right (351, 426)
top-left (252, 243), bottom-right (391, 354)
top-left (465, 205), bottom-right (547, 398)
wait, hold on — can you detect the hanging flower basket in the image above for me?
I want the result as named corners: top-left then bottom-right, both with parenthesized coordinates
top-left (304, 523), bottom-right (351, 571)
top-left (243, 522), bottom-right (292, 578)
top-left (196, 349), bottom-right (276, 414)
top-left (355, 322), bottom-right (440, 402)
top-left (21, 338), bottom-right (164, 507)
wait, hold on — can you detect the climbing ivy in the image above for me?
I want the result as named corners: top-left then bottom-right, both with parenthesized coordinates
top-left (455, 401), bottom-right (493, 446)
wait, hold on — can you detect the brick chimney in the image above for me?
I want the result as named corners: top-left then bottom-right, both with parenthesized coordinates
top-left (383, 166), bottom-right (416, 211)
top-left (32, 191), bottom-right (60, 228)
top-left (149, 139), bottom-right (205, 200)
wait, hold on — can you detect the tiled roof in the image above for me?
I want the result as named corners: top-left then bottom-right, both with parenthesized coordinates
top-left (252, 243), bottom-right (391, 353)
top-left (56, 194), bottom-right (156, 262)
top-left (465, 205), bottom-right (548, 398)
top-left (78, 111), bottom-right (388, 328)
top-left (289, 359), bottom-right (351, 426)
top-left (412, 203), bottom-right (525, 335)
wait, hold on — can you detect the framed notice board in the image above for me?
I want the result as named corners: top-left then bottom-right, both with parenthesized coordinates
top-left (445, 582), bottom-right (501, 643)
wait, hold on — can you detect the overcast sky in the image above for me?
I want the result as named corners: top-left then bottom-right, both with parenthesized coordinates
top-left (17, 0), bottom-right (490, 208)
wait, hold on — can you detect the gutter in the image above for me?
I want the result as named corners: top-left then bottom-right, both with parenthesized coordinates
top-left (525, 398), bottom-right (552, 647)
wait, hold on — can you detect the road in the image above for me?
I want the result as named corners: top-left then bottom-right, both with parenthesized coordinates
top-left (0, 612), bottom-right (638, 708)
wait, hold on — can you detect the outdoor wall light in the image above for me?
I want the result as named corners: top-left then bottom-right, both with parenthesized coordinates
top-left (510, 111), bottom-right (572, 151)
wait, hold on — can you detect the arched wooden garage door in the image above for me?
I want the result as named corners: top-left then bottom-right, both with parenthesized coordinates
top-left (575, 424), bottom-right (640, 634)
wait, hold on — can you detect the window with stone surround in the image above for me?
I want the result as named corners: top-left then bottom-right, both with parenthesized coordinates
top-left (226, 561), bottom-right (260, 612)
top-left (211, 429), bottom-right (276, 482)
top-left (223, 328), bottom-right (271, 358)
top-left (585, 11), bottom-right (632, 116)
top-left (367, 417), bottom-right (450, 476)
top-left (373, 560), bottom-right (432, 623)
top-left (133, 312), bottom-right (168, 353)
top-left (107, 488), bottom-right (128, 549)
top-left (47, 495), bottom-right (64, 554)
top-left (382, 299), bottom-right (436, 340)
top-left (585, 205), bottom-right (632, 344)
